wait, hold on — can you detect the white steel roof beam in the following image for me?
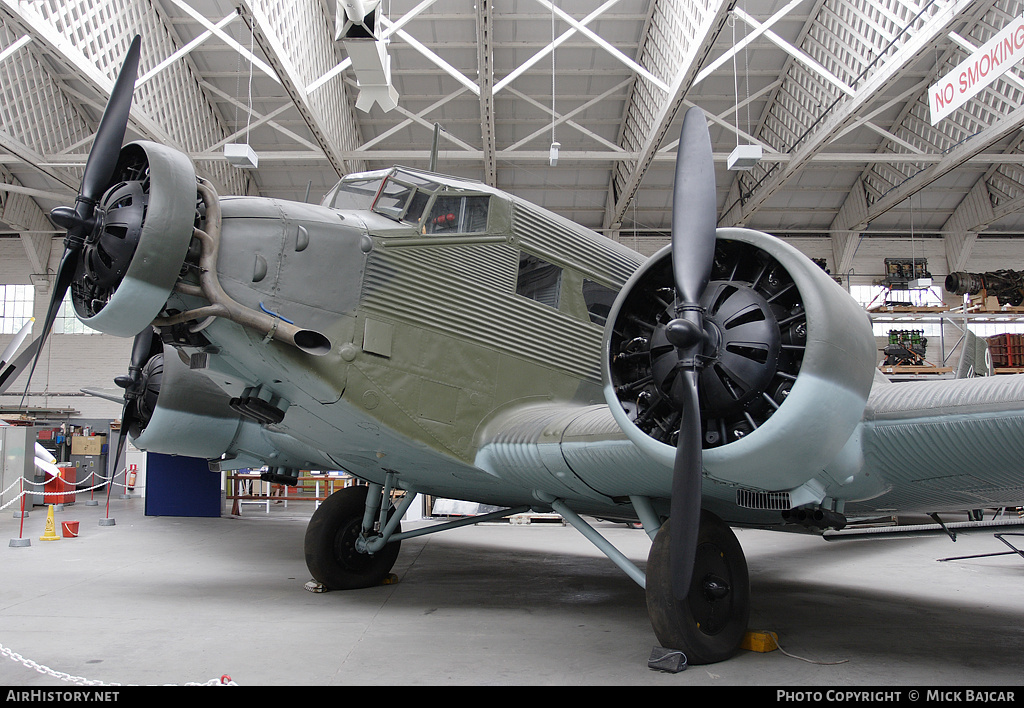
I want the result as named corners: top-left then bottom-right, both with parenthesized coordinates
top-left (734, 0), bottom-right (976, 224)
top-left (239, 0), bottom-right (364, 176)
top-left (505, 86), bottom-right (629, 154)
top-left (358, 88), bottom-right (470, 151)
top-left (535, 0), bottom-right (670, 94)
top-left (605, 0), bottom-right (735, 232)
top-left (381, 16), bottom-right (479, 96)
top-left (506, 79), bottom-right (633, 152)
top-left (733, 6), bottom-right (856, 97)
top-left (138, 10), bottom-right (238, 88)
top-left (199, 81), bottom-right (321, 152)
top-left (493, 0), bottom-right (623, 95)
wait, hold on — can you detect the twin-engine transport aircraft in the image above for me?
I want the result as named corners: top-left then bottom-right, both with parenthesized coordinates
top-left (5, 36), bottom-right (1024, 665)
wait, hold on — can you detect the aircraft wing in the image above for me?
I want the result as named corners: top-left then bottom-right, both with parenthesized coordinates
top-left (849, 373), bottom-right (1024, 516)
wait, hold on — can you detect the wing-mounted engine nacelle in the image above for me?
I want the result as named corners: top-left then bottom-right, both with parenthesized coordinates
top-left (71, 141), bottom-right (198, 337)
top-left (603, 228), bottom-right (877, 492)
top-left (129, 341), bottom-right (244, 460)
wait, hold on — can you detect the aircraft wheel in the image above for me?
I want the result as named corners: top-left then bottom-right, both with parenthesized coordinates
top-left (645, 511), bottom-right (750, 665)
top-left (304, 484), bottom-right (402, 590)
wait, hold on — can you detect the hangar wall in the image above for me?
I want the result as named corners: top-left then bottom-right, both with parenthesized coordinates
top-left (0, 239), bottom-right (131, 420)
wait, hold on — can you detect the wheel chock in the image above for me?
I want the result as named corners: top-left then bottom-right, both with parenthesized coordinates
top-left (741, 630), bottom-right (779, 653)
top-left (39, 505), bottom-right (61, 541)
top-left (304, 580), bottom-right (327, 593)
top-left (648, 646), bottom-right (687, 673)
top-left (380, 573), bottom-right (399, 585)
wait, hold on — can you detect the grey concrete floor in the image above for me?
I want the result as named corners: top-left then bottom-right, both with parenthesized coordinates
top-left (1, 493), bottom-right (1022, 687)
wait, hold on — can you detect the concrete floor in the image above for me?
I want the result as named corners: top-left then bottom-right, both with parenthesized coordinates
top-left (1, 492), bottom-right (1022, 687)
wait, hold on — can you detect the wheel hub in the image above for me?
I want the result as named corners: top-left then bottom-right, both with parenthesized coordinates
top-left (687, 542), bottom-right (736, 636)
top-left (702, 574), bottom-right (730, 601)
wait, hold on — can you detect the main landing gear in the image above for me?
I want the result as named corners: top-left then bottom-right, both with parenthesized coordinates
top-left (645, 511), bottom-right (750, 665)
top-left (304, 484), bottom-right (403, 590)
top-left (303, 483), bottom-right (750, 666)
top-left (303, 476), bottom-right (533, 591)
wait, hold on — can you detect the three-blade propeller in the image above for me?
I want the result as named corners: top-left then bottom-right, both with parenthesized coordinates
top-left (15, 35), bottom-right (141, 401)
top-left (663, 106), bottom-right (718, 599)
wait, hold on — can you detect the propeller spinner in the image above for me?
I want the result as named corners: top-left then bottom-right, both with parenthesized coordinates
top-left (663, 106), bottom-right (718, 600)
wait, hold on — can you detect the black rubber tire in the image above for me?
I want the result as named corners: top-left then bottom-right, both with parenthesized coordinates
top-left (645, 511), bottom-right (750, 665)
top-left (304, 484), bottom-right (402, 590)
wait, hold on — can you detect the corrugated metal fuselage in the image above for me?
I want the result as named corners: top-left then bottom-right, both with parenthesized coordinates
top-left (177, 192), bottom-right (657, 516)
top-left (160, 189), bottom-right (1024, 526)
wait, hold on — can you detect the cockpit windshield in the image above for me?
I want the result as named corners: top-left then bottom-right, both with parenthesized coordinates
top-left (323, 168), bottom-right (492, 234)
top-left (322, 169), bottom-right (388, 211)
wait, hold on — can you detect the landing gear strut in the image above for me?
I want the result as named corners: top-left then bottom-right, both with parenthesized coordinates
top-left (304, 484), bottom-right (402, 590)
top-left (645, 510), bottom-right (750, 665)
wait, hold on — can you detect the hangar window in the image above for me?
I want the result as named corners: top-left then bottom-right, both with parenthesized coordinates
top-left (55, 293), bottom-right (99, 335)
top-left (0, 284), bottom-right (33, 334)
top-left (517, 254), bottom-right (562, 309)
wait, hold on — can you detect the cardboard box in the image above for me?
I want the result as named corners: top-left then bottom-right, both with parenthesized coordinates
top-left (71, 435), bottom-right (106, 456)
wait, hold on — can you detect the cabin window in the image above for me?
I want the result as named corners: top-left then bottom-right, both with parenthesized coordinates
top-left (424, 194), bottom-right (490, 234)
top-left (582, 279), bottom-right (617, 326)
top-left (517, 254), bottom-right (562, 309)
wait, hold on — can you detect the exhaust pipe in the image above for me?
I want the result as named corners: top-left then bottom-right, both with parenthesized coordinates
top-left (154, 178), bottom-right (332, 356)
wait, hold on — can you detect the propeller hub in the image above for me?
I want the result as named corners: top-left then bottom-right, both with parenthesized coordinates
top-left (664, 316), bottom-right (704, 350)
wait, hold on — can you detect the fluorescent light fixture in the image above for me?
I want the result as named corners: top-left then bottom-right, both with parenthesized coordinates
top-left (224, 143), bottom-right (259, 169)
top-left (727, 144), bottom-right (762, 171)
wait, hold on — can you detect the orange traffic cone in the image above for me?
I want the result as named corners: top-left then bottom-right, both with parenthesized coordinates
top-left (39, 505), bottom-right (60, 541)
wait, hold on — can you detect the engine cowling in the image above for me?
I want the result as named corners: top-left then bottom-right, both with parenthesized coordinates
top-left (130, 344), bottom-right (243, 460)
top-left (71, 140), bottom-right (197, 337)
top-left (602, 227), bottom-right (877, 493)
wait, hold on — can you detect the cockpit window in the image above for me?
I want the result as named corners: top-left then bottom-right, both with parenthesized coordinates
top-left (373, 178), bottom-right (416, 218)
top-left (324, 168), bottom-right (491, 234)
top-left (325, 176), bottom-right (383, 210)
top-left (424, 195), bottom-right (490, 234)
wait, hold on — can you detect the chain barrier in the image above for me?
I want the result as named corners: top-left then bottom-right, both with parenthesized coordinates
top-left (0, 469), bottom-right (131, 514)
top-left (1, 641), bottom-right (236, 685)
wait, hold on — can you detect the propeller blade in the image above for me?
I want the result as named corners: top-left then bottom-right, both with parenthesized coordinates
top-left (0, 317), bottom-right (34, 368)
top-left (80, 387), bottom-right (127, 405)
top-left (81, 35), bottom-right (141, 202)
top-left (23, 35), bottom-right (142, 406)
top-left (110, 401), bottom-right (136, 488)
top-left (671, 106), bottom-right (717, 304)
top-left (665, 106), bottom-right (718, 600)
top-left (110, 327), bottom-right (156, 478)
top-left (34, 442), bottom-right (57, 465)
top-left (669, 370), bottom-right (704, 596)
top-left (18, 247), bottom-right (79, 402)
top-left (34, 440), bottom-right (62, 480)
top-left (34, 456), bottom-right (63, 479)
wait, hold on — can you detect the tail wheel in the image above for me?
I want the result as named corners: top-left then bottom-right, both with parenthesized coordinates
top-left (304, 484), bottom-right (402, 590)
top-left (645, 511), bottom-right (750, 665)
